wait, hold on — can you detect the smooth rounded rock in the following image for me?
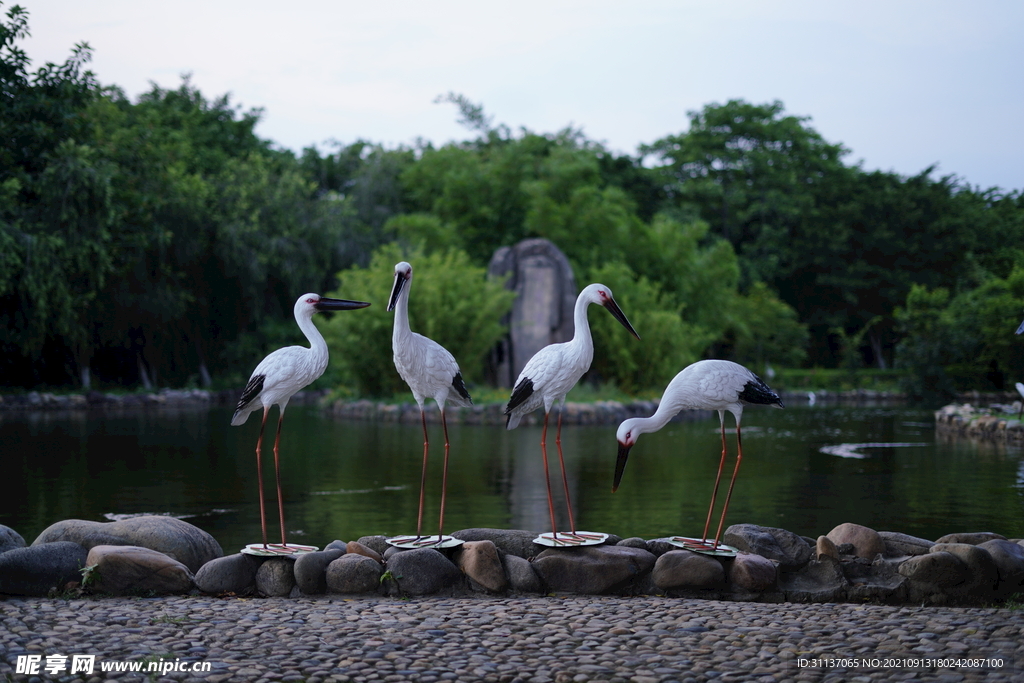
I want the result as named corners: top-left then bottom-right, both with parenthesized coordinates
top-left (194, 553), bottom-right (263, 595)
top-left (501, 553), bottom-right (543, 594)
top-left (977, 539), bottom-right (1024, 593)
top-left (85, 545), bottom-right (194, 595)
top-left (898, 551), bottom-right (970, 602)
top-left (935, 532), bottom-right (1006, 545)
top-left (723, 524), bottom-right (812, 570)
top-left (533, 545), bottom-right (656, 594)
top-left (386, 548), bottom-right (462, 596)
top-left (255, 557), bottom-right (295, 597)
top-left (652, 550), bottom-right (725, 590)
top-left (326, 554), bottom-right (383, 594)
top-left (729, 552), bottom-right (778, 591)
top-left (827, 523), bottom-right (886, 560)
top-left (294, 548), bottom-right (345, 595)
top-left (930, 543), bottom-right (999, 597)
top-left (32, 516), bottom-right (222, 572)
top-left (455, 540), bottom-right (507, 593)
top-left (0, 542), bottom-right (89, 596)
top-left (0, 525), bottom-right (26, 554)
top-left (815, 535), bottom-right (838, 560)
top-left (878, 531), bottom-right (934, 556)
top-left (355, 535), bottom-right (390, 556)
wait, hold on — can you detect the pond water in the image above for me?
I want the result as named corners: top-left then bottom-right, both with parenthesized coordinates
top-left (2, 404), bottom-right (1022, 554)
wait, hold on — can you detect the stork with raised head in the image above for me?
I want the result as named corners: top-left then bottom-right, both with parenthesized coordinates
top-left (613, 359), bottom-right (784, 551)
top-left (386, 261), bottom-right (472, 548)
top-left (505, 283), bottom-right (640, 546)
top-left (233, 292), bottom-right (371, 555)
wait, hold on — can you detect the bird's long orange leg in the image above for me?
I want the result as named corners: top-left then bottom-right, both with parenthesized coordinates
top-left (416, 408), bottom-right (429, 540)
top-left (540, 412), bottom-right (559, 540)
top-left (272, 412), bottom-right (287, 546)
top-left (712, 423), bottom-right (744, 549)
top-left (702, 411), bottom-right (729, 542)
top-left (255, 407), bottom-right (271, 548)
top-left (437, 408), bottom-right (451, 543)
top-left (555, 410), bottom-right (579, 535)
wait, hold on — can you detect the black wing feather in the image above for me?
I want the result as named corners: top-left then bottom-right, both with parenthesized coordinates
top-left (505, 376), bottom-right (534, 416)
top-left (236, 374), bottom-right (265, 412)
top-left (738, 374), bottom-right (783, 408)
top-left (452, 372), bottom-right (472, 404)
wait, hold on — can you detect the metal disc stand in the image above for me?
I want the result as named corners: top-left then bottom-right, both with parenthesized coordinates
top-left (386, 535), bottom-right (465, 549)
top-left (667, 536), bottom-right (740, 557)
top-left (533, 531), bottom-right (609, 548)
top-left (241, 542), bottom-right (319, 557)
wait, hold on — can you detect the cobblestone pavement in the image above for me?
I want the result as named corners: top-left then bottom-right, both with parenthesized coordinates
top-left (1, 595), bottom-right (1021, 682)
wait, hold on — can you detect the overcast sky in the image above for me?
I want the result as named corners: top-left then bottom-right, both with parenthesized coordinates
top-left (20, 1), bottom-right (1024, 192)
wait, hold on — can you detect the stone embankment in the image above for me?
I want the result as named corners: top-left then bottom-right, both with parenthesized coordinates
top-left (2, 517), bottom-right (1023, 607)
top-left (935, 401), bottom-right (1024, 443)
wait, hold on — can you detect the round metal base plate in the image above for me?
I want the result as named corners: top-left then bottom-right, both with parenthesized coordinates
top-left (533, 531), bottom-right (609, 547)
top-left (241, 543), bottom-right (319, 557)
top-left (386, 535), bottom-right (465, 549)
top-left (667, 536), bottom-right (740, 557)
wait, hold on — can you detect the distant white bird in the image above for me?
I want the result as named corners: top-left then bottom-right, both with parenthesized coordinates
top-left (505, 283), bottom-right (640, 543)
top-left (388, 262), bottom-right (473, 546)
top-left (613, 359), bottom-right (784, 549)
top-left (232, 292), bottom-right (370, 552)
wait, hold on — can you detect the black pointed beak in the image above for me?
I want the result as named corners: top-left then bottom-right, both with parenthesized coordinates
top-left (612, 442), bottom-right (632, 492)
top-left (603, 297), bottom-right (641, 340)
top-left (315, 297), bottom-right (371, 312)
top-left (388, 272), bottom-right (408, 312)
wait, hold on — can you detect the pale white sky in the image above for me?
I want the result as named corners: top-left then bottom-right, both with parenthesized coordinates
top-left (19, 1), bottom-right (1024, 191)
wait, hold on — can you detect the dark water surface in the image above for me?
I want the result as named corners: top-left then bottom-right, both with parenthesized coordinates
top-left (2, 404), bottom-right (1022, 553)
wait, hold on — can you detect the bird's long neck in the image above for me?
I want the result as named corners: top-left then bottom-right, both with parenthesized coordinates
top-left (631, 401), bottom-right (678, 439)
top-left (392, 285), bottom-right (412, 347)
top-left (567, 295), bottom-right (595, 366)
top-left (297, 310), bottom-right (329, 367)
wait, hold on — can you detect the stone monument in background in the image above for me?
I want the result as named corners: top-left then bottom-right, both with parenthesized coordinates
top-left (487, 238), bottom-right (578, 388)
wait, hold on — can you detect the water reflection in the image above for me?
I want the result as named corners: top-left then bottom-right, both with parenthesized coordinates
top-left (1, 404), bottom-right (1022, 554)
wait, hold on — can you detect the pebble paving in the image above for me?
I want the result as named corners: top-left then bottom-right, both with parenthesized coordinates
top-left (1, 595), bottom-right (1021, 682)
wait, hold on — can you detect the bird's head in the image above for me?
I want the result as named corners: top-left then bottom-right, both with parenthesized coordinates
top-left (388, 262), bottom-right (413, 312)
top-left (294, 292), bottom-right (371, 318)
top-left (612, 419), bottom-right (640, 493)
top-left (585, 283), bottom-right (641, 341)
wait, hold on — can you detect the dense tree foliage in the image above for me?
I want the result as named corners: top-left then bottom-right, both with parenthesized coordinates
top-left (3, 5), bottom-right (1022, 399)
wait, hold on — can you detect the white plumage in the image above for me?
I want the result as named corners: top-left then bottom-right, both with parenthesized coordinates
top-left (614, 359), bottom-right (784, 547)
top-left (233, 292), bottom-right (370, 548)
top-left (389, 261), bottom-right (472, 540)
top-left (504, 283), bottom-right (640, 536)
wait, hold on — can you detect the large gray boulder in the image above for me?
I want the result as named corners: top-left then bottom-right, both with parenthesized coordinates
top-left (533, 545), bottom-right (656, 594)
top-left (501, 554), bottom-right (544, 594)
top-left (0, 525), bottom-right (26, 554)
top-left (826, 523), bottom-right (886, 560)
top-left (255, 558), bottom-right (295, 597)
top-left (977, 539), bottom-right (1024, 595)
top-left (33, 516), bottom-right (222, 573)
top-left (723, 524), bottom-right (812, 570)
top-left (878, 531), bottom-right (933, 557)
top-left (85, 545), bottom-right (194, 595)
top-left (651, 550), bottom-right (725, 590)
top-left (294, 548), bottom-right (346, 595)
top-left (487, 238), bottom-right (578, 387)
top-left (386, 548), bottom-right (463, 596)
top-left (326, 554), bottom-right (384, 594)
top-left (194, 553), bottom-right (263, 595)
top-left (0, 542), bottom-right (89, 596)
